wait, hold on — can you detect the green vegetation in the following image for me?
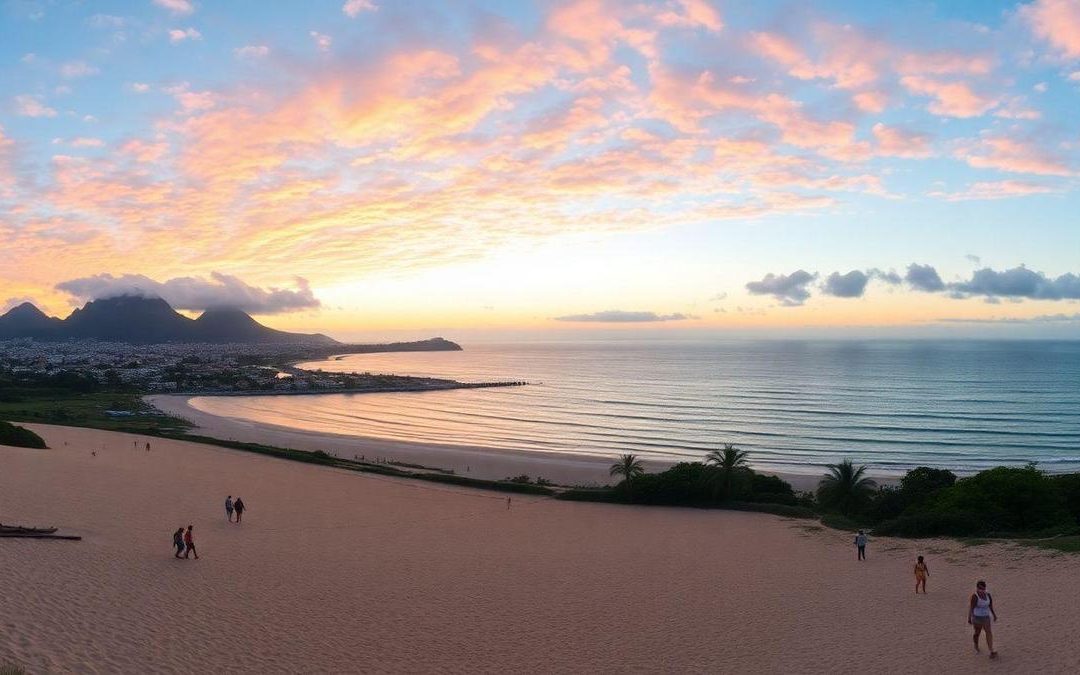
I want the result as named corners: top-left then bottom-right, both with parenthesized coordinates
top-left (817, 459), bottom-right (876, 516)
top-left (0, 420), bottom-right (47, 448)
top-left (829, 463), bottom-right (1080, 539)
top-left (0, 370), bottom-right (189, 434)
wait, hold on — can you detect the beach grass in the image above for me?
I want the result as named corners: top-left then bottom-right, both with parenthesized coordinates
top-left (0, 664), bottom-right (26, 675)
top-left (1022, 536), bottom-right (1080, 553)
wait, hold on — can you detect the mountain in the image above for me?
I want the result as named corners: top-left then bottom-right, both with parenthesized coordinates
top-left (0, 302), bottom-right (64, 339)
top-left (0, 296), bottom-right (339, 345)
top-left (193, 308), bottom-right (336, 345)
top-left (64, 296), bottom-right (197, 343)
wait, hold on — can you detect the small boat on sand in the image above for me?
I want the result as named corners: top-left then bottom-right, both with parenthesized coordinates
top-left (0, 523), bottom-right (80, 540)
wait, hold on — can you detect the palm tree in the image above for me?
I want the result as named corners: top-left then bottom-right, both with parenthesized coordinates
top-left (817, 459), bottom-right (877, 515)
top-left (705, 444), bottom-right (751, 500)
top-left (610, 453), bottom-right (645, 494)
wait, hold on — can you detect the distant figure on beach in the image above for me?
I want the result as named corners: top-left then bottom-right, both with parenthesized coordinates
top-left (183, 525), bottom-right (198, 559)
top-left (225, 495), bottom-right (234, 522)
top-left (968, 580), bottom-right (998, 658)
top-left (146, 442), bottom-right (151, 452)
top-left (173, 528), bottom-right (185, 558)
top-left (914, 556), bottom-right (929, 593)
top-left (854, 530), bottom-right (867, 560)
top-left (507, 496), bottom-right (511, 510)
top-left (233, 497), bottom-right (246, 524)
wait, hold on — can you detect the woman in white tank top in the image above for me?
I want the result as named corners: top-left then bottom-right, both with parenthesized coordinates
top-left (968, 580), bottom-right (998, 659)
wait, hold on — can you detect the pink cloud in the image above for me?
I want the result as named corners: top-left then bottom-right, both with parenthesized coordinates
top-left (872, 123), bottom-right (932, 158)
top-left (154, 0), bottom-right (194, 15)
top-left (1022, 0), bottom-right (1080, 59)
top-left (120, 139), bottom-right (170, 163)
top-left (168, 27), bottom-right (201, 43)
top-left (930, 180), bottom-right (1057, 201)
top-left (310, 31), bottom-right (332, 52)
top-left (14, 94), bottom-right (57, 118)
top-left (960, 136), bottom-right (1072, 176)
top-left (900, 75), bottom-right (997, 117)
top-left (342, 0), bottom-right (376, 18)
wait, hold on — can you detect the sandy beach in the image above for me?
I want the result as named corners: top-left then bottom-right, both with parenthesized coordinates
top-left (1, 424), bottom-right (1077, 673)
top-left (147, 394), bottom-right (833, 491)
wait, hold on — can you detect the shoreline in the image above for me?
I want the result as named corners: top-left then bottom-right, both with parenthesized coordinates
top-left (146, 394), bottom-right (880, 491)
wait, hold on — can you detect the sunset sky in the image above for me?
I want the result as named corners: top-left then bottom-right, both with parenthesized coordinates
top-left (1, 0), bottom-right (1078, 339)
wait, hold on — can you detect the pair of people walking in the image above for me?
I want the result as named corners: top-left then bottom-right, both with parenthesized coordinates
top-left (172, 525), bottom-right (197, 559)
top-left (224, 495), bottom-right (247, 523)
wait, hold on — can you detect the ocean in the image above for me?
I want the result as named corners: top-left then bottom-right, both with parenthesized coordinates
top-left (187, 340), bottom-right (1080, 476)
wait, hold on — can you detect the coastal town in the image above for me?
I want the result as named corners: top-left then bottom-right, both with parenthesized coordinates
top-left (0, 338), bottom-right (524, 396)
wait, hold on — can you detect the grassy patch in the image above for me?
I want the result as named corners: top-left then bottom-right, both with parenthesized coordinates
top-left (0, 391), bottom-right (189, 434)
top-left (820, 514), bottom-right (864, 532)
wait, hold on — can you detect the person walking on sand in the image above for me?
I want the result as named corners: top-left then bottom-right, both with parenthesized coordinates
top-left (854, 530), bottom-right (868, 560)
top-left (968, 580), bottom-right (998, 659)
top-left (183, 525), bottom-right (198, 559)
top-left (173, 528), bottom-right (185, 558)
top-left (233, 497), bottom-right (246, 524)
top-left (225, 495), bottom-right (234, 522)
top-left (914, 556), bottom-right (930, 594)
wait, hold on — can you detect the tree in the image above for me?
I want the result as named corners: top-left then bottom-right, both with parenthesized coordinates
top-left (705, 444), bottom-right (751, 500)
top-left (610, 454), bottom-right (645, 494)
top-left (817, 459), bottom-right (877, 515)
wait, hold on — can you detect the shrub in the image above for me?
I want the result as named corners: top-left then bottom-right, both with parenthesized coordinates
top-left (874, 510), bottom-right (987, 537)
top-left (1051, 474), bottom-right (1080, 525)
top-left (555, 489), bottom-right (620, 503)
top-left (930, 465), bottom-right (1071, 533)
top-left (0, 421), bottom-right (47, 449)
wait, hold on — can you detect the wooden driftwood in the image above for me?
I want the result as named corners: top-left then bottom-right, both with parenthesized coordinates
top-left (0, 524), bottom-right (80, 540)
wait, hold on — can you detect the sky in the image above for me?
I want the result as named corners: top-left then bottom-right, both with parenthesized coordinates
top-left (1, 0), bottom-right (1079, 340)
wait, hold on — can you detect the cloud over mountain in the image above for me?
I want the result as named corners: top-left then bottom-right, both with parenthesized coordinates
top-left (55, 272), bottom-right (320, 314)
top-left (554, 310), bottom-right (696, 322)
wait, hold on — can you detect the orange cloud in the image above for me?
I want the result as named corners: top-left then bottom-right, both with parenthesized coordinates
top-left (899, 75), bottom-right (997, 117)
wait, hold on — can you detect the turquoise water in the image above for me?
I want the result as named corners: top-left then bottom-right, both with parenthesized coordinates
top-left (188, 340), bottom-right (1080, 476)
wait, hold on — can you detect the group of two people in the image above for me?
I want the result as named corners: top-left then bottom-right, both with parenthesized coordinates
top-left (224, 495), bottom-right (246, 523)
top-left (172, 525), bottom-right (197, 559)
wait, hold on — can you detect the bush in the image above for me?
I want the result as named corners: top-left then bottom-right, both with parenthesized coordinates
top-left (930, 465), bottom-right (1071, 533)
top-left (556, 489), bottom-right (620, 503)
top-left (1051, 474), bottom-right (1080, 525)
top-left (0, 421), bottom-right (47, 449)
top-left (874, 510), bottom-right (986, 537)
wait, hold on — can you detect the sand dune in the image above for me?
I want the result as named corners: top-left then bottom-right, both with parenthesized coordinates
top-left (1, 424), bottom-right (1077, 673)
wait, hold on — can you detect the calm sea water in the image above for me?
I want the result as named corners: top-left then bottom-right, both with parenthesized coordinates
top-left (188, 340), bottom-right (1080, 476)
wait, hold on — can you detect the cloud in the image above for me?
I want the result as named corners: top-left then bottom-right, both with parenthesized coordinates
top-left (899, 75), bottom-right (997, 117)
top-left (553, 310), bottom-right (696, 322)
top-left (234, 45), bottom-right (270, 59)
top-left (154, 0), bottom-right (195, 15)
top-left (949, 266), bottom-right (1080, 301)
top-left (745, 270), bottom-right (816, 306)
top-left (56, 273), bottom-right (321, 314)
top-left (14, 94), bottom-right (57, 118)
top-left (342, 0), bottom-right (376, 18)
top-left (958, 136), bottom-right (1071, 176)
top-left (966, 254), bottom-right (981, 265)
top-left (871, 123), bottom-right (932, 158)
top-left (130, 82), bottom-right (151, 93)
top-left (929, 180), bottom-right (1056, 201)
top-left (868, 268), bottom-right (902, 285)
top-left (1022, 0), bottom-right (1080, 59)
top-left (937, 312), bottom-right (1080, 325)
top-left (905, 263), bottom-right (946, 292)
top-left (309, 31), bottom-right (332, 52)
top-left (168, 27), bottom-right (201, 43)
top-left (60, 61), bottom-right (99, 78)
top-left (821, 270), bottom-right (870, 298)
